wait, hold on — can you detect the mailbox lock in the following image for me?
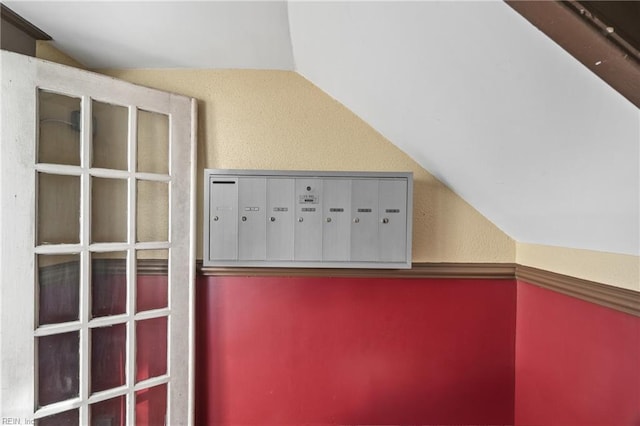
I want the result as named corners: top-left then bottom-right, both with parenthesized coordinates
top-left (241, 216), bottom-right (247, 222)
top-left (306, 186), bottom-right (312, 191)
top-left (213, 216), bottom-right (219, 221)
top-left (382, 217), bottom-right (389, 224)
top-left (270, 217), bottom-right (276, 222)
top-left (326, 217), bottom-right (332, 223)
top-left (353, 217), bottom-right (360, 224)
top-left (298, 217), bottom-right (304, 222)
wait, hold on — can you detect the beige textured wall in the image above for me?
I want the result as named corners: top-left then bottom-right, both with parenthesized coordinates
top-left (34, 49), bottom-right (638, 290)
top-left (517, 243), bottom-right (640, 291)
top-left (36, 41), bottom-right (86, 69)
top-left (97, 68), bottom-right (515, 263)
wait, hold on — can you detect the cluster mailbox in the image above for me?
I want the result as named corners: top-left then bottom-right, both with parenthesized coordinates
top-left (204, 169), bottom-right (413, 268)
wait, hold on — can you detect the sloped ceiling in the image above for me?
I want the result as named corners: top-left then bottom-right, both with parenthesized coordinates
top-left (4, 1), bottom-right (294, 69)
top-left (5, 1), bottom-right (639, 256)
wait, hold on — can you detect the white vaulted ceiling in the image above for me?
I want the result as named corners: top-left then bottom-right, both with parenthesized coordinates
top-left (5, 1), bottom-right (295, 69)
top-left (5, 1), bottom-right (639, 256)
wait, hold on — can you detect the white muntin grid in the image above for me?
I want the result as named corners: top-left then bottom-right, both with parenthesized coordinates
top-left (32, 95), bottom-right (171, 423)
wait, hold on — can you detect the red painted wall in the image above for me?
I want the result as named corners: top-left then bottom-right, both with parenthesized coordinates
top-left (515, 281), bottom-right (640, 425)
top-left (196, 276), bottom-right (516, 425)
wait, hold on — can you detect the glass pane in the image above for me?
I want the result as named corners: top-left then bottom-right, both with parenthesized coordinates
top-left (90, 395), bottom-right (125, 426)
top-left (37, 173), bottom-right (80, 245)
top-left (136, 317), bottom-right (167, 382)
top-left (37, 408), bottom-right (79, 426)
top-left (92, 177), bottom-right (127, 243)
top-left (137, 180), bottom-right (168, 242)
top-left (38, 331), bottom-right (79, 407)
top-left (38, 254), bottom-right (80, 325)
top-left (38, 90), bottom-right (81, 166)
top-left (135, 384), bottom-right (167, 426)
top-left (137, 109), bottom-right (169, 174)
top-left (92, 100), bottom-right (128, 170)
top-left (91, 323), bottom-right (126, 393)
top-left (136, 250), bottom-right (168, 313)
top-left (91, 252), bottom-right (127, 318)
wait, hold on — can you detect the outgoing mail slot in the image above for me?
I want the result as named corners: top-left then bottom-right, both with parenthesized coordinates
top-left (295, 178), bottom-right (323, 261)
top-left (208, 177), bottom-right (238, 260)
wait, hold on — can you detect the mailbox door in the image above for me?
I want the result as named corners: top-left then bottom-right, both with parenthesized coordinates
top-left (238, 177), bottom-right (267, 260)
top-left (350, 179), bottom-right (379, 262)
top-left (322, 178), bottom-right (351, 261)
top-left (378, 179), bottom-right (408, 262)
top-left (266, 178), bottom-right (295, 260)
top-left (294, 178), bottom-right (323, 261)
top-left (209, 177), bottom-right (238, 260)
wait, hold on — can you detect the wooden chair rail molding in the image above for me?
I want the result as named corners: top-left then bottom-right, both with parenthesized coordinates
top-left (198, 262), bottom-right (517, 279)
top-left (515, 264), bottom-right (639, 317)
top-left (198, 262), bottom-right (640, 317)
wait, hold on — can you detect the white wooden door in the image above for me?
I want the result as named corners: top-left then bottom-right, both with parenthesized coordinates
top-left (0, 51), bottom-right (196, 425)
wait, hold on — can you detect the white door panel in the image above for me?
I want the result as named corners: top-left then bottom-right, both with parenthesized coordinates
top-left (0, 51), bottom-right (196, 425)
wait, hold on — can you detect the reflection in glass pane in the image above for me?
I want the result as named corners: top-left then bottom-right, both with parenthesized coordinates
top-left (92, 177), bottom-right (127, 243)
top-left (92, 100), bottom-right (128, 170)
top-left (37, 408), bottom-right (79, 426)
top-left (91, 323), bottom-right (126, 393)
top-left (135, 384), bottom-right (167, 426)
top-left (38, 254), bottom-right (80, 326)
top-left (38, 332), bottom-right (79, 407)
top-left (137, 180), bottom-right (168, 242)
top-left (137, 250), bottom-right (168, 313)
top-left (90, 395), bottom-right (125, 426)
top-left (38, 90), bottom-right (81, 166)
top-left (91, 252), bottom-right (126, 318)
top-left (136, 317), bottom-right (167, 382)
top-left (137, 109), bottom-right (168, 174)
top-left (37, 173), bottom-right (80, 245)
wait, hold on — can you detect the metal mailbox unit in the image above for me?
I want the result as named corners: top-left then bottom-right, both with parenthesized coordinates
top-left (204, 169), bottom-right (413, 269)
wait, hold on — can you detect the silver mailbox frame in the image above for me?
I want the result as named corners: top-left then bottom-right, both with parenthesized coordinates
top-left (203, 169), bottom-right (413, 269)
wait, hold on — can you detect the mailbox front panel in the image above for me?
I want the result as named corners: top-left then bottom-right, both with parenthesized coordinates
top-left (322, 179), bottom-right (351, 262)
top-left (209, 177), bottom-right (238, 260)
top-left (267, 178), bottom-right (295, 260)
top-left (204, 170), bottom-right (412, 268)
top-left (351, 179), bottom-right (380, 262)
top-left (295, 178), bottom-right (323, 261)
top-left (379, 179), bottom-right (408, 262)
top-left (238, 177), bottom-right (267, 260)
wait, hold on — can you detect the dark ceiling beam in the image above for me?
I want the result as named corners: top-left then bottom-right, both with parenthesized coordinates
top-left (565, 1), bottom-right (639, 64)
top-left (1, 3), bottom-right (51, 57)
top-left (505, 0), bottom-right (640, 109)
top-left (1, 4), bottom-right (51, 40)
